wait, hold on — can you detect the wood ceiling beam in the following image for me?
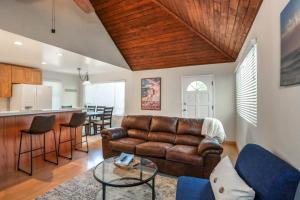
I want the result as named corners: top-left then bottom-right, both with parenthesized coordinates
top-left (152, 0), bottom-right (235, 62)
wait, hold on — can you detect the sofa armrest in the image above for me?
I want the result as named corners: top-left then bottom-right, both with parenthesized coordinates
top-left (101, 127), bottom-right (127, 140)
top-left (198, 137), bottom-right (223, 157)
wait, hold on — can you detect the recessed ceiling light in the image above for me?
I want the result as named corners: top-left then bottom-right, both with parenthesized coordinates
top-left (14, 41), bottom-right (23, 46)
top-left (57, 53), bottom-right (63, 56)
top-left (41, 62), bottom-right (47, 65)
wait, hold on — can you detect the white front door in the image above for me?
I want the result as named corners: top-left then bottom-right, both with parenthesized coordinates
top-left (182, 75), bottom-right (214, 118)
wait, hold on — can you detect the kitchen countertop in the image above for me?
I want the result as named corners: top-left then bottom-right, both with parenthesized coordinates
top-left (0, 108), bottom-right (82, 117)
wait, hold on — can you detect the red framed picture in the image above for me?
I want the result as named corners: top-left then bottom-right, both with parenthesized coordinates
top-left (141, 77), bottom-right (161, 110)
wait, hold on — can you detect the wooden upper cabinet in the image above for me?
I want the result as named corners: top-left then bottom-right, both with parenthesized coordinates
top-left (0, 64), bottom-right (12, 97)
top-left (12, 66), bottom-right (42, 85)
top-left (32, 69), bottom-right (42, 85)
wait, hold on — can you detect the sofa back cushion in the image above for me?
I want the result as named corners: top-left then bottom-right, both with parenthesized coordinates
top-left (177, 118), bottom-right (204, 136)
top-left (150, 116), bottom-right (178, 133)
top-left (235, 144), bottom-right (300, 200)
top-left (121, 115), bottom-right (152, 131)
top-left (175, 118), bottom-right (204, 146)
top-left (127, 129), bottom-right (149, 140)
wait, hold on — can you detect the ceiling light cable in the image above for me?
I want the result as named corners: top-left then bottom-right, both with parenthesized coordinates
top-left (51, 0), bottom-right (56, 33)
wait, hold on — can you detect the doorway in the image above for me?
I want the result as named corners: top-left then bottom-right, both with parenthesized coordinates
top-left (181, 75), bottom-right (214, 118)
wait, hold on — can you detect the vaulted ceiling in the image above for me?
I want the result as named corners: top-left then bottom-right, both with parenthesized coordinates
top-left (90, 0), bottom-right (262, 71)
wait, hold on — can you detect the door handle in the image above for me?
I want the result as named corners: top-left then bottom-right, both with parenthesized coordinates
top-left (183, 109), bottom-right (187, 112)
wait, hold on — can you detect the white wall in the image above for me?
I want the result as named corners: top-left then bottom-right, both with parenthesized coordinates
top-left (43, 71), bottom-right (80, 108)
top-left (89, 63), bottom-right (236, 141)
top-left (236, 0), bottom-right (300, 169)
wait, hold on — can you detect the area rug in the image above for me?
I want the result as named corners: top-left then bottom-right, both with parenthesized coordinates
top-left (36, 168), bottom-right (177, 200)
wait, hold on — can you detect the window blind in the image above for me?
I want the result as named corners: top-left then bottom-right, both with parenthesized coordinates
top-left (236, 44), bottom-right (257, 126)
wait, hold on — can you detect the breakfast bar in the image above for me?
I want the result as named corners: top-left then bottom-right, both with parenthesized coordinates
top-left (0, 109), bottom-right (83, 176)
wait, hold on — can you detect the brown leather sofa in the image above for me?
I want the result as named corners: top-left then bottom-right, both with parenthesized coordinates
top-left (101, 115), bottom-right (223, 178)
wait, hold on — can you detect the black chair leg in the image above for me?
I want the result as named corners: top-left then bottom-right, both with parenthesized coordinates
top-left (29, 134), bottom-right (33, 176)
top-left (85, 133), bottom-right (89, 153)
top-left (17, 132), bottom-right (23, 172)
top-left (53, 130), bottom-right (59, 165)
top-left (58, 126), bottom-right (72, 160)
top-left (70, 127), bottom-right (73, 160)
top-left (74, 127), bottom-right (89, 153)
top-left (44, 131), bottom-right (59, 165)
top-left (43, 133), bottom-right (46, 161)
top-left (58, 127), bottom-right (62, 157)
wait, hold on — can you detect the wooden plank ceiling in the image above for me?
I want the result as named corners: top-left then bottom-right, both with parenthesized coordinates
top-left (90, 0), bottom-right (262, 71)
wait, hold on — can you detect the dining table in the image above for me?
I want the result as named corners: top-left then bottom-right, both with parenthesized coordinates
top-left (86, 111), bottom-right (104, 135)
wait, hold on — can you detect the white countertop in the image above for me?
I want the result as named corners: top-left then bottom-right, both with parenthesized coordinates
top-left (0, 108), bottom-right (82, 117)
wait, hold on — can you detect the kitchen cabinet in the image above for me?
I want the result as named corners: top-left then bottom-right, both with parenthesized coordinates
top-left (0, 64), bottom-right (12, 97)
top-left (12, 66), bottom-right (42, 85)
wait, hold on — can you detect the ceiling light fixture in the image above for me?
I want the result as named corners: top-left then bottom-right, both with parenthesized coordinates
top-left (57, 53), bottom-right (63, 56)
top-left (78, 68), bottom-right (91, 85)
top-left (41, 62), bottom-right (47, 65)
top-left (14, 41), bottom-right (23, 46)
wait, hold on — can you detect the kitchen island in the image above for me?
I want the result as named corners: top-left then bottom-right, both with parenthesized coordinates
top-left (0, 109), bottom-right (83, 176)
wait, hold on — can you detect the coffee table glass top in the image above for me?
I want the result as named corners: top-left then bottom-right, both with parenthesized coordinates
top-left (93, 156), bottom-right (158, 187)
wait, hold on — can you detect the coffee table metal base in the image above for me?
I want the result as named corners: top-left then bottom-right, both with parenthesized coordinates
top-left (96, 177), bottom-right (156, 200)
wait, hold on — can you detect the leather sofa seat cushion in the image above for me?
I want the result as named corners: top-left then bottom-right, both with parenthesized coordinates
top-left (150, 116), bottom-right (178, 133)
top-left (127, 129), bottom-right (149, 140)
top-left (121, 115), bottom-right (152, 131)
top-left (148, 132), bottom-right (176, 143)
top-left (166, 145), bottom-right (203, 166)
top-left (110, 138), bottom-right (145, 153)
top-left (175, 135), bottom-right (203, 146)
top-left (177, 118), bottom-right (204, 136)
top-left (136, 142), bottom-right (173, 158)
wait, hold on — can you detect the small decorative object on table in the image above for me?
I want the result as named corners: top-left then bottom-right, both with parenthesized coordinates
top-left (114, 153), bottom-right (140, 169)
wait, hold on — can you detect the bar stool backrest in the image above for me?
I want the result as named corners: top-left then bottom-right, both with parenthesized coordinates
top-left (69, 112), bottom-right (87, 127)
top-left (29, 115), bottom-right (56, 134)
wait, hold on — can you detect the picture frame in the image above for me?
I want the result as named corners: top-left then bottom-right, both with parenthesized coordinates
top-left (141, 77), bottom-right (161, 110)
top-left (280, 0), bottom-right (300, 86)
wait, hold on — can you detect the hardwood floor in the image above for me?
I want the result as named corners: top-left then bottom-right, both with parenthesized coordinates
top-left (0, 136), bottom-right (238, 200)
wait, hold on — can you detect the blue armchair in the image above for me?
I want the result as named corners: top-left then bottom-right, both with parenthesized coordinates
top-left (176, 144), bottom-right (300, 200)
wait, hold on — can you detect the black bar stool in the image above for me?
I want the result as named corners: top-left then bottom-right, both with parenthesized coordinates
top-left (58, 112), bottom-right (89, 160)
top-left (17, 115), bottom-right (58, 176)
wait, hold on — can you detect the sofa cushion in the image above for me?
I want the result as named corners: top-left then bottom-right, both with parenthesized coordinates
top-left (150, 116), bottom-right (178, 133)
top-left (127, 129), bottom-right (149, 140)
top-left (176, 176), bottom-right (215, 200)
top-left (121, 115), bottom-right (152, 131)
top-left (110, 138), bottom-right (145, 153)
top-left (235, 144), bottom-right (300, 200)
top-left (136, 142), bottom-right (173, 158)
top-left (148, 132), bottom-right (176, 143)
top-left (166, 145), bottom-right (203, 166)
top-left (175, 135), bottom-right (203, 146)
top-left (177, 118), bottom-right (204, 136)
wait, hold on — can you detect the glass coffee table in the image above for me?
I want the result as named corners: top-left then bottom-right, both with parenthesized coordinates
top-left (93, 156), bottom-right (158, 200)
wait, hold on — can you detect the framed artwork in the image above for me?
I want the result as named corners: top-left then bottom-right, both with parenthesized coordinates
top-left (141, 77), bottom-right (161, 110)
top-left (281, 0), bottom-right (300, 86)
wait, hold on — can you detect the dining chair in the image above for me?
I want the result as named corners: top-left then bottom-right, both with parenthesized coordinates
top-left (87, 105), bottom-right (96, 112)
top-left (93, 107), bottom-right (114, 134)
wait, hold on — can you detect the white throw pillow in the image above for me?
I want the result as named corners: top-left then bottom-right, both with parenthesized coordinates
top-left (209, 156), bottom-right (255, 200)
